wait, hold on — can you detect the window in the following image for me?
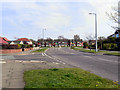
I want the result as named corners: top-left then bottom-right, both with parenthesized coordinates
top-left (116, 34), bottom-right (119, 38)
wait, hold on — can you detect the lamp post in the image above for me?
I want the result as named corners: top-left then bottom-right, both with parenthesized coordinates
top-left (89, 13), bottom-right (98, 52)
top-left (42, 28), bottom-right (46, 47)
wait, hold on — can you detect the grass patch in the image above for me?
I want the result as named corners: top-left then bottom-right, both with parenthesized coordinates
top-left (104, 52), bottom-right (120, 56)
top-left (32, 47), bottom-right (49, 53)
top-left (72, 47), bottom-right (96, 53)
top-left (24, 68), bottom-right (118, 88)
top-left (72, 47), bottom-right (120, 56)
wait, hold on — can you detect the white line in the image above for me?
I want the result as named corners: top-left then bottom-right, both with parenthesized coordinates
top-left (44, 52), bottom-right (66, 64)
top-left (98, 58), bottom-right (118, 63)
top-left (83, 56), bottom-right (92, 58)
top-left (0, 61), bottom-right (6, 63)
top-left (42, 53), bottom-right (45, 56)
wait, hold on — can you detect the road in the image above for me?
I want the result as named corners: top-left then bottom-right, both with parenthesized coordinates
top-left (1, 47), bottom-right (119, 88)
top-left (45, 47), bottom-right (119, 81)
top-left (1, 50), bottom-right (73, 88)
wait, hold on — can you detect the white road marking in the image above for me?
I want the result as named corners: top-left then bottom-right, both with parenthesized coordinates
top-left (53, 62), bottom-right (59, 64)
top-left (15, 60), bottom-right (22, 62)
top-left (0, 59), bottom-right (6, 63)
top-left (30, 60), bottom-right (41, 63)
top-left (0, 61), bottom-right (6, 63)
top-left (44, 50), bottom-right (66, 65)
top-left (83, 56), bottom-right (92, 58)
top-left (42, 53), bottom-right (45, 56)
top-left (97, 58), bottom-right (118, 63)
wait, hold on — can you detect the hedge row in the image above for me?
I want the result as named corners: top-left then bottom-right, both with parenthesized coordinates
top-left (102, 43), bottom-right (118, 50)
top-left (1, 44), bottom-right (33, 49)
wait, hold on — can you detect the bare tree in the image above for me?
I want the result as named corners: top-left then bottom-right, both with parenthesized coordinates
top-left (98, 36), bottom-right (106, 49)
top-left (58, 36), bottom-right (65, 39)
top-left (85, 33), bottom-right (94, 41)
top-left (106, 3), bottom-right (120, 30)
top-left (85, 33), bottom-right (95, 46)
top-left (74, 35), bottom-right (80, 41)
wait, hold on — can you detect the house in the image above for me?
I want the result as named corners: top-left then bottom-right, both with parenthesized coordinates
top-left (8, 41), bottom-right (24, 45)
top-left (2, 37), bottom-right (10, 42)
top-left (89, 40), bottom-right (96, 45)
top-left (16, 38), bottom-right (32, 45)
top-left (107, 30), bottom-right (120, 38)
top-left (0, 37), bottom-right (8, 45)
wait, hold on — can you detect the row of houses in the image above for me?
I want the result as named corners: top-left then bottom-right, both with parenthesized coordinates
top-left (0, 37), bottom-right (33, 45)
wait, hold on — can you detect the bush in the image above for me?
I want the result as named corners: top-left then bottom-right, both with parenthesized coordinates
top-left (26, 45), bottom-right (30, 48)
top-left (9, 45), bottom-right (18, 49)
top-left (30, 45), bottom-right (33, 48)
top-left (2, 44), bottom-right (9, 49)
top-left (17, 44), bottom-right (22, 49)
top-left (103, 43), bottom-right (117, 50)
top-left (71, 46), bottom-right (75, 49)
top-left (83, 42), bottom-right (88, 48)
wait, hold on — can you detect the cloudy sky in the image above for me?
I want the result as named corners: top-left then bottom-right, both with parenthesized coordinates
top-left (1, 0), bottom-right (119, 40)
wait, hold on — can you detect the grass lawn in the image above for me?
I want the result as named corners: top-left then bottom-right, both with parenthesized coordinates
top-left (72, 47), bottom-right (120, 56)
top-left (32, 47), bottom-right (49, 53)
top-left (24, 68), bottom-right (118, 88)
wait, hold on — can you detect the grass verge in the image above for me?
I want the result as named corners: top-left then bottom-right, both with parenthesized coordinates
top-left (24, 68), bottom-right (118, 88)
top-left (72, 47), bottom-right (120, 56)
top-left (32, 47), bottom-right (49, 53)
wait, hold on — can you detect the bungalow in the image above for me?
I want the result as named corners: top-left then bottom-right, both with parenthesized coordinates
top-left (16, 38), bottom-right (32, 45)
top-left (2, 37), bottom-right (10, 42)
top-left (8, 41), bottom-right (24, 45)
top-left (0, 37), bottom-right (8, 45)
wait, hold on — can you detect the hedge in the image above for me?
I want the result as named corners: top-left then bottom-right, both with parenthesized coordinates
top-left (103, 43), bottom-right (117, 50)
top-left (1, 44), bottom-right (33, 49)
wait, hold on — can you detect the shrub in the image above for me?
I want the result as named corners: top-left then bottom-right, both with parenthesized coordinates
top-left (9, 45), bottom-right (18, 49)
top-left (2, 44), bottom-right (9, 49)
top-left (30, 45), bottom-right (33, 48)
top-left (103, 43), bottom-right (117, 50)
top-left (83, 42), bottom-right (88, 48)
top-left (17, 44), bottom-right (22, 49)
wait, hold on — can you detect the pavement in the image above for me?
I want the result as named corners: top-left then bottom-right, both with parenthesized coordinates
top-left (1, 49), bottom-right (74, 88)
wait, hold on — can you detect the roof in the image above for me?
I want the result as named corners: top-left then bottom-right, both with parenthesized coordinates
top-left (0, 37), bottom-right (8, 44)
top-left (2, 37), bottom-right (10, 41)
top-left (16, 38), bottom-right (31, 42)
top-left (115, 30), bottom-right (120, 34)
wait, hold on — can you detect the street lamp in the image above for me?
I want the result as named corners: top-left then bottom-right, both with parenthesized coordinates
top-left (89, 13), bottom-right (98, 52)
top-left (42, 28), bottom-right (46, 47)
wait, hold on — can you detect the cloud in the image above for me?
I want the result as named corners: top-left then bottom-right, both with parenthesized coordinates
top-left (2, 0), bottom-right (119, 40)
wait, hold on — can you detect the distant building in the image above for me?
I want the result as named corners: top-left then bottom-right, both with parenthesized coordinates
top-left (88, 40), bottom-right (96, 45)
top-left (0, 37), bottom-right (8, 45)
top-left (107, 30), bottom-right (120, 38)
top-left (16, 38), bottom-right (32, 44)
top-left (8, 41), bottom-right (24, 45)
top-left (2, 37), bottom-right (10, 42)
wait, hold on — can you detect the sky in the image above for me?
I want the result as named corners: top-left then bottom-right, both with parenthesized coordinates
top-left (1, 0), bottom-right (119, 40)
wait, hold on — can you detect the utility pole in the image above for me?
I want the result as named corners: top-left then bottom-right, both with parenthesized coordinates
top-left (42, 28), bottom-right (46, 47)
top-left (89, 13), bottom-right (98, 52)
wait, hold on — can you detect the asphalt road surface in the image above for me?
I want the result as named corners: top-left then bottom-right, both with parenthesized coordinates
top-left (45, 47), bottom-right (119, 82)
top-left (1, 50), bottom-right (73, 88)
top-left (1, 47), bottom-right (119, 88)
